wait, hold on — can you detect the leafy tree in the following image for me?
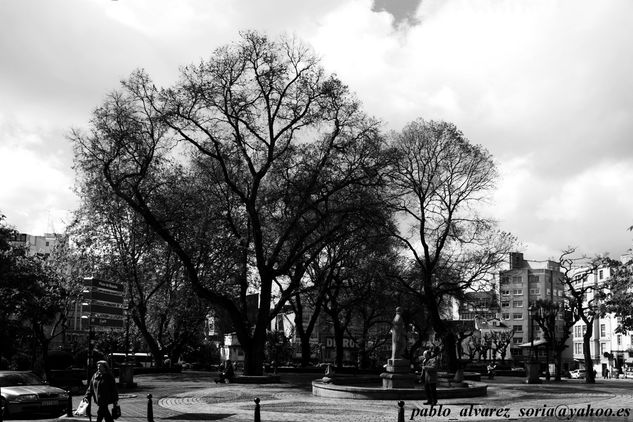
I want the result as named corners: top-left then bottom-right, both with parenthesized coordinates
top-left (604, 256), bottom-right (633, 333)
top-left (0, 215), bottom-right (78, 377)
top-left (385, 119), bottom-right (516, 371)
top-left (67, 199), bottom-right (209, 366)
top-left (71, 31), bottom-right (386, 375)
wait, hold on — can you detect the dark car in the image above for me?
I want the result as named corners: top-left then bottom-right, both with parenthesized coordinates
top-left (0, 371), bottom-right (69, 418)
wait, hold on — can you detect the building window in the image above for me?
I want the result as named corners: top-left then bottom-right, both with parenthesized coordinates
top-left (512, 313), bottom-right (523, 319)
top-left (501, 301), bottom-right (510, 308)
top-left (529, 288), bottom-right (540, 295)
top-left (513, 325), bottom-right (523, 332)
top-left (513, 300), bottom-right (523, 308)
top-left (617, 335), bottom-right (622, 346)
top-left (512, 276), bottom-right (522, 284)
top-left (501, 289), bottom-right (510, 296)
top-left (513, 289), bottom-right (523, 295)
top-left (45, 241), bottom-right (50, 247)
top-left (599, 269), bottom-right (604, 280)
top-left (600, 324), bottom-right (606, 338)
top-left (513, 338), bottom-right (523, 344)
top-left (502, 313), bottom-right (510, 319)
top-left (528, 275), bottom-right (539, 283)
top-left (574, 343), bottom-right (582, 354)
top-left (600, 343), bottom-right (606, 355)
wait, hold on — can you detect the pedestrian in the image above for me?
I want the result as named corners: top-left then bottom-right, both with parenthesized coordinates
top-left (422, 350), bottom-right (438, 406)
top-left (84, 360), bottom-right (119, 422)
top-left (487, 363), bottom-right (497, 380)
top-left (215, 359), bottom-right (235, 383)
top-left (605, 368), bottom-right (610, 379)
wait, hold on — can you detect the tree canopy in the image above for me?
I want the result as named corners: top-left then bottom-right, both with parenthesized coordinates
top-left (71, 31), bottom-right (388, 374)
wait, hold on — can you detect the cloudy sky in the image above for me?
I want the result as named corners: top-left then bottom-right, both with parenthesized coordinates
top-left (1, 0), bottom-right (632, 261)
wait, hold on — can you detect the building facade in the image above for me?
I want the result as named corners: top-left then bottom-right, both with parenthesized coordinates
top-left (498, 252), bottom-right (570, 365)
top-left (571, 263), bottom-right (633, 377)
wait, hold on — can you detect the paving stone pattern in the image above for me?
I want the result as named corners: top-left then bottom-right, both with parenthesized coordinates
top-left (52, 372), bottom-right (633, 422)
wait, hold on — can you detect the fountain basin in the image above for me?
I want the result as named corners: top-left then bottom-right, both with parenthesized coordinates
top-left (312, 376), bottom-right (487, 400)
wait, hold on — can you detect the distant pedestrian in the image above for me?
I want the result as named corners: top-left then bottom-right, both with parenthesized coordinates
top-left (487, 363), bottom-right (497, 380)
top-left (422, 350), bottom-right (438, 406)
top-left (215, 359), bottom-right (235, 383)
top-left (84, 360), bottom-right (119, 422)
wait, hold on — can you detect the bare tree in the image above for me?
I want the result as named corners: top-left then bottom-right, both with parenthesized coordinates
top-left (558, 248), bottom-right (608, 384)
top-left (387, 119), bottom-right (516, 371)
top-left (71, 32), bottom-right (386, 375)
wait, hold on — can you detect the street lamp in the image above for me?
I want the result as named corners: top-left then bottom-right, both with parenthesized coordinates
top-left (528, 305), bottom-right (535, 362)
top-left (525, 305), bottom-right (541, 384)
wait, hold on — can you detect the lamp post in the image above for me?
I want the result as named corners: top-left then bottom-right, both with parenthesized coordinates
top-left (528, 305), bottom-right (535, 361)
top-left (525, 305), bottom-right (541, 384)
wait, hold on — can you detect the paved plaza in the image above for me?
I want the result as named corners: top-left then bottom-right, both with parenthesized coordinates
top-left (43, 371), bottom-right (633, 422)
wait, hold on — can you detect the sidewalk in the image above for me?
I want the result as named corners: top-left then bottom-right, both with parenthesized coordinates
top-left (51, 372), bottom-right (633, 422)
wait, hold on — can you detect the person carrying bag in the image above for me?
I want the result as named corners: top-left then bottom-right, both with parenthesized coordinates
top-left (84, 360), bottom-right (120, 422)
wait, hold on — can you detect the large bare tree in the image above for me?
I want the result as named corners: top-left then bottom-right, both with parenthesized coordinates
top-left (72, 31), bottom-right (386, 374)
top-left (387, 119), bottom-right (515, 371)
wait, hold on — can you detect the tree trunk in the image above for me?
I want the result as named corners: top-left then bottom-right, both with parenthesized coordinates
top-left (333, 320), bottom-right (344, 369)
top-left (583, 322), bottom-right (595, 383)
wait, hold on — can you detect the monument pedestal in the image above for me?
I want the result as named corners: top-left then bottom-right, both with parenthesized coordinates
top-left (380, 358), bottom-right (416, 389)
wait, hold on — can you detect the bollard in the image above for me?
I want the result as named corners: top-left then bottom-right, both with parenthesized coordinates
top-left (254, 397), bottom-right (261, 422)
top-left (66, 389), bottom-right (73, 417)
top-left (147, 394), bottom-right (154, 422)
top-left (88, 399), bottom-right (92, 422)
top-left (397, 401), bottom-right (405, 422)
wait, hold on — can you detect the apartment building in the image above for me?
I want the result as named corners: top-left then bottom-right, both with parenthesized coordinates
top-left (498, 252), bottom-right (568, 362)
top-left (571, 264), bottom-right (633, 377)
top-left (8, 232), bottom-right (61, 256)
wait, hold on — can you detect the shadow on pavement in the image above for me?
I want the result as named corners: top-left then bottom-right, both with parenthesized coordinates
top-left (163, 413), bottom-right (235, 420)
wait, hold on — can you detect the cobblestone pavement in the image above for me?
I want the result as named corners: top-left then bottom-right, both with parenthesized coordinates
top-left (42, 372), bottom-right (633, 422)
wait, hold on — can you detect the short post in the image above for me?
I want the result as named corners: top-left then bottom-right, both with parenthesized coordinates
top-left (66, 389), bottom-right (73, 417)
top-left (254, 397), bottom-right (261, 422)
top-left (147, 394), bottom-right (154, 422)
top-left (88, 399), bottom-right (92, 422)
top-left (397, 401), bottom-right (405, 422)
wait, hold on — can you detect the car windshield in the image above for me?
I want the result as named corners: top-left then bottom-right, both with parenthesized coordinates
top-left (0, 372), bottom-right (45, 387)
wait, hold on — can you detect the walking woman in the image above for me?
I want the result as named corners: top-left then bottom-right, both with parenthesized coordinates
top-left (84, 360), bottom-right (119, 422)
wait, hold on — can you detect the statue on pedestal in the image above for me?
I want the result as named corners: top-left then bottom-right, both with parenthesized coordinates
top-left (391, 307), bottom-right (407, 360)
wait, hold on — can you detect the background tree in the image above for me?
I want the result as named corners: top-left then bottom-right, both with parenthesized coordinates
top-left (67, 192), bottom-right (211, 366)
top-left (0, 215), bottom-right (79, 377)
top-left (558, 248), bottom-right (608, 384)
top-left (531, 299), bottom-right (575, 381)
top-left (604, 256), bottom-right (633, 333)
top-left (71, 31), bottom-right (387, 375)
top-left (386, 119), bottom-right (515, 371)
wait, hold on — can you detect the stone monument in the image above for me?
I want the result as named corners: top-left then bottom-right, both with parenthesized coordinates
top-left (380, 307), bottom-right (417, 388)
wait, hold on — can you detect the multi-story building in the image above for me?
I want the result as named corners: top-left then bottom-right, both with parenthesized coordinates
top-left (571, 262), bottom-right (633, 378)
top-left (498, 252), bottom-right (569, 364)
top-left (457, 291), bottom-right (500, 320)
top-left (8, 232), bottom-right (61, 256)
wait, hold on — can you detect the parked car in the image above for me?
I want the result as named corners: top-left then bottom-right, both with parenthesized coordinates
top-left (0, 371), bottom-right (68, 418)
top-left (569, 369), bottom-right (586, 379)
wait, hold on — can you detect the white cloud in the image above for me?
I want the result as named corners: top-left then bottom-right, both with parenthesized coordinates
top-left (0, 119), bottom-right (76, 234)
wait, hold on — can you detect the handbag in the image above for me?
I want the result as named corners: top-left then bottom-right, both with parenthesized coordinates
top-left (74, 399), bottom-right (89, 417)
top-left (112, 404), bottom-right (121, 419)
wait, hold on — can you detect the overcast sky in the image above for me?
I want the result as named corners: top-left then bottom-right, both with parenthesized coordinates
top-left (1, 0), bottom-right (632, 261)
